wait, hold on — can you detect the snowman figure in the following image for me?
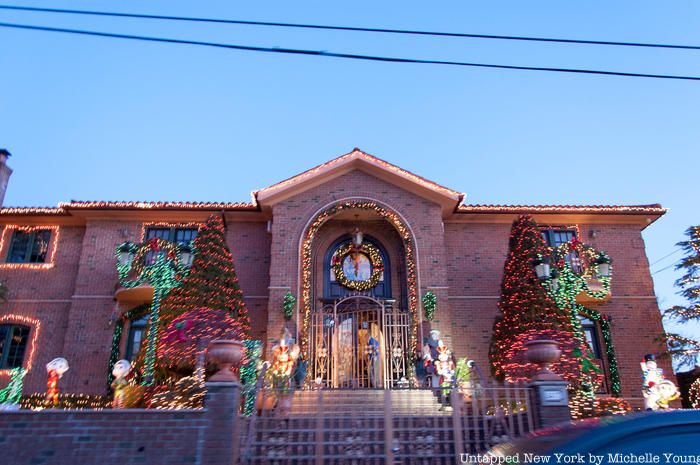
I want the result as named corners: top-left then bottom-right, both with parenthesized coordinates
top-left (641, 354), bottom-right (678, 410)
top-left (46, 357), bottom-right (69, 407)
top-left (111, 360), bottom-right (132, 409)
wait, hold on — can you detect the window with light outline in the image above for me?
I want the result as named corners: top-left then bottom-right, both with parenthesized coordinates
top-left (0, 225), bottom-right (60, 269)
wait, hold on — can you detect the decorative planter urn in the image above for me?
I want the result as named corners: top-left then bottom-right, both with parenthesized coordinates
top-left (206, 339), bottom-right (244, 382)
top-left (524, 339), bottom-right (563, 381)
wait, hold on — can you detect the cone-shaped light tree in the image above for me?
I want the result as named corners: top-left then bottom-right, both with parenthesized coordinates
top-left (158, 214), bottom-right (250, 361)
top-left (663, 226), bottom-right (700, 368)
top-left (490, 215), bottom-right (586, 385)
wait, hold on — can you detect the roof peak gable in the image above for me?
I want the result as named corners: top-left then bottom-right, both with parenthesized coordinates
top-left (254, 148), bottom-right (465, 215)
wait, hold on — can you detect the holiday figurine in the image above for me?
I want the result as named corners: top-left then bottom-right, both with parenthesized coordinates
top-left (46, 357), bottom-right (69, 407)
top-left (422, 329), bottom-right (441, 387)
top-left (111, 359), bottom-right (132, 409)
top-left (268, 329), bottom-right (300, 391)
top-left (641, 354), bottom-right (679, 410)
top-left (434, 340), bottom-right (455, 388)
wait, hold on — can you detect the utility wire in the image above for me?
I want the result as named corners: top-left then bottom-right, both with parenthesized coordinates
top-left (650, 248), bottom-right (682, 267)
top-left (1, 4), bottom-right (699, 51)
top-left (1, 21), bottom-right (700, 81)
top-left (653, 263), bottom-right (678, 275)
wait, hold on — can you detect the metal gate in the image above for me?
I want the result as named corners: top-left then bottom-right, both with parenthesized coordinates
top-left (309, 295), bottom-right (410, 388)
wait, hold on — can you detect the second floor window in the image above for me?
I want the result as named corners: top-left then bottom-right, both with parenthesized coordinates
top-left (7, 229), bottom-right (52, 263)
top-left (0, 324), bottom-right (30, 369)
top-left (145, 227), bottom-right (197, 245)
top-left (542, 228), bottom-right (576, 247)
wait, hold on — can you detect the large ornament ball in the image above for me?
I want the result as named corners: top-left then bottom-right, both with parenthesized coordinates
top-left (112, 359), bottom-right (132, 379)
top-left (46, 357), bottom-right (69, 376)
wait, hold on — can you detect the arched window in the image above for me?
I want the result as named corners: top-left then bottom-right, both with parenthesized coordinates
top-left (0, 324), bottom-right (30, 369)
top-left (324, 235), bottom-right (391, 299)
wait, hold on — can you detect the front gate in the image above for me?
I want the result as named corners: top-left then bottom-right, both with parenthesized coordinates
top-left (309, 296), bottom-right (411, 388)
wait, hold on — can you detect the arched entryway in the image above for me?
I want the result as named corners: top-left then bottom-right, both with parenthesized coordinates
top-left (298, 199), bottom-right (419, 388)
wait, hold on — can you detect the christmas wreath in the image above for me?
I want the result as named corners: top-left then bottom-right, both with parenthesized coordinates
top-left (331, 242), bottom-right (384, 291)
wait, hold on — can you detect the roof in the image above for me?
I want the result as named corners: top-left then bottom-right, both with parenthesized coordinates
top-left (253, 148), bottom-right (465, 216)
top-left (457, 204), bottom-right (667, 215)
top-left (0, 150), bottom-right (667, 224)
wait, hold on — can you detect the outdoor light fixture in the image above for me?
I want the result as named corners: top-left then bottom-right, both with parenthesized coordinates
top-left (533, 259), bottom-right (551, 280)
top-left (351, 214), bottom-right (364, 248)
top-left (117, 242), bottom-right (134, 268)
top-left (597, 262), bottom-right (611, 278)
top-left (180, 245), bottom-right (193, 267)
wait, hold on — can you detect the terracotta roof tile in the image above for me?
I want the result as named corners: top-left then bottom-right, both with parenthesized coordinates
top-left (457, 204), bottom-right (666, 215)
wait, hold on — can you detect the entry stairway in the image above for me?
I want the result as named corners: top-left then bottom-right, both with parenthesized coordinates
top-left (287, 388), bottom-right (451, 416)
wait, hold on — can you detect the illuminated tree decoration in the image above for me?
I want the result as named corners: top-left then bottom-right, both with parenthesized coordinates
top-left (300, 200), bottom-right (419, 361)
top-left (158, 214), bottom-right (250, 334)
top-left (157, 307), bottom-right (247, 373)
top-left (422, 291), bottom-right (437, 322)
top-left (282, 292), bottom-right (296, 321)
top-left (331, 242), bottom-right (384, 292)
top-left (115, 237), bottom-right (190, 385)
top-left (489, 215), bottom-right (590, 385)
top-left (662, 225), bottom-right (700, 367)
top-left (0, 367), bottom-right (26, 406)
top-left (689, 377), bottom-right (700, 408)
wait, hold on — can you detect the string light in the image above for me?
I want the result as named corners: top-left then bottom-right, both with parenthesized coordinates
top-left (59, 200), bottom-right (257, 210)
top-left (255, 149), bottom-right (463, 202)
top-left (0, 225), bottom-right (60, 269)
top-left (0, 315), bottom-right (41, 374)
top-left (116, 237), bottom-right (190, 385)
top-left (20, 393), bottom-right (110, 410)
top-left (299, 200), bottom-right (419, 361)
top-left (107, 304), bottom-right (150, 388)
top-left (0, 207), bottom-right (67, 215)
top-left (240, 340), bottom-right (262, 416)
top-left (459, 204), bottom-right (666, 214)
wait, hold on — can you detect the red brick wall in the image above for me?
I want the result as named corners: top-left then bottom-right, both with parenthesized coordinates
top-left (0, 218), bottom-right (270, 395)
top-left (265, 169), bottom-right (452, 351)
top-left (0, 409), bottom-right (205, 464)
top-left (0, 225), bottom-right (84, 393)
top-left (444, 220), bottom-right (668, 398)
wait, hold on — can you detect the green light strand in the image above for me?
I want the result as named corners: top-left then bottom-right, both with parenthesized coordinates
top-left (0, 367), bottom-right (26, 405)
top-left (241, 339), bottom-right (262, 416)
top-left (106, 304), bottom-right (150, 391)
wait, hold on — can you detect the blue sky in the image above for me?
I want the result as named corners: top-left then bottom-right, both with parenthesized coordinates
top-left (1, 1), bottom-right (698, 342)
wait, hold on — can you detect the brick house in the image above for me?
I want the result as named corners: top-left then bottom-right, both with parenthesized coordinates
top-left (0, 148), bottom-right (667, 400)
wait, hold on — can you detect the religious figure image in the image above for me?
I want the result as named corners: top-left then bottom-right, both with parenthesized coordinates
top-left (342, 252), bottom-right (371, 281)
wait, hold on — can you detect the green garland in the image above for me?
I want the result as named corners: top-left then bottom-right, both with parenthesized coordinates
top-left (240, 340), bottom-right (262, 416)
top-left (579, 305), bottom-right (621, 396)
top-left (541, 241), bottom-right (620, 397)
top-left (282, 292), bottom-right (296, 321)
top-left (331, 242), bottom-right (384, 292)
top-left (107, 303), bottom-right (150, 391)
top-left (422, 291), bottom-right (437, 321)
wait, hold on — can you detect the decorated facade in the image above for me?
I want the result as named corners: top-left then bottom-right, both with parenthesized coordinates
top-left (0, 149), bottom-right (669, 403)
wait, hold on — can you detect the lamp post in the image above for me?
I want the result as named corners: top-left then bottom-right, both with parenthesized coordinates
top-left (116, 237), bottom-right (190, 386)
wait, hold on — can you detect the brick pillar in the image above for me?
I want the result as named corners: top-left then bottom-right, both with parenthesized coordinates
top-left (202, 381), bottom-right (241, 465)
top-left (529, 380), bottom-right (571, 428)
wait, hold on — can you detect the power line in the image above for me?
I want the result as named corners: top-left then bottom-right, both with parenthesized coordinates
top-left (1, 21), bottom-right (700, 81)
top-left (650, 248), bottom-right (682, 267)
top-left (653, 263), bottom-right (678, 275)
top-left (1, 4), bottom-right (699, 52)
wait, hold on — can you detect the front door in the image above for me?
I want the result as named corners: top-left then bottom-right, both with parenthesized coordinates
top-left (310, 296), bottom-right (410, 388)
